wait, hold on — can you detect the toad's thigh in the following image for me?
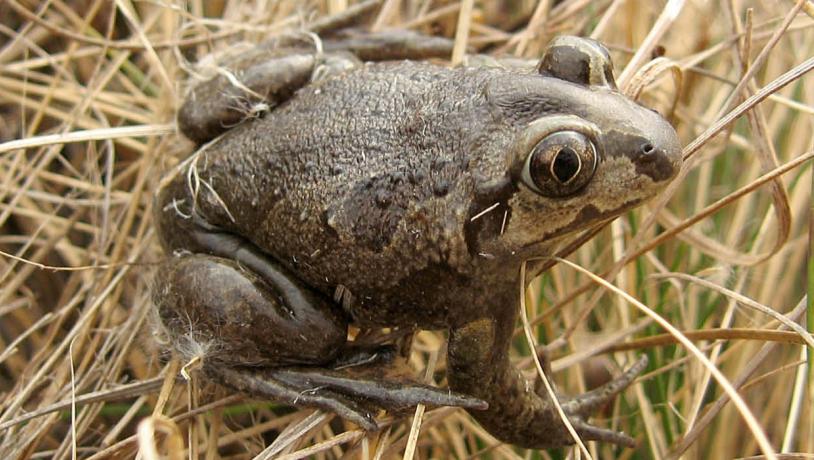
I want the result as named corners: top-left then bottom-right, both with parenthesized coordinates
top-left (154, 254), bottom-right (348, 367)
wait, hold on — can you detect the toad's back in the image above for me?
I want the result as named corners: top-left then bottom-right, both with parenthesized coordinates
top-left (157, 61), bottom-right (504, 302)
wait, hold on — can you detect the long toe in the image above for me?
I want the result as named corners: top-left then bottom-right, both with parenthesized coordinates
top-left (291, 388), bottom-right (380, 431)
top-left (572, 419), bottom-right (637, 448)
top-left (208, 366), bottom-right (379, 431)
top-left (562, 355), bottom-right (648, 417)
top-left (272, 368), bottom-right (488, 411)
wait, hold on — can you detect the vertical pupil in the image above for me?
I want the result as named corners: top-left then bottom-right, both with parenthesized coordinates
top-left (552, 147), bottom-right (580, 183)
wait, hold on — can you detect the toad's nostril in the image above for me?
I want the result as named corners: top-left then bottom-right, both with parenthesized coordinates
top-left (640, 142), bottom-right (655, 155)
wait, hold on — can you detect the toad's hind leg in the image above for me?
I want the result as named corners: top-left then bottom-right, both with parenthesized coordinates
top-left (153, 254), bottom-right (348, 368)
top-left (178, 30), bottom-right (453, 144)
top-left (177, 46), bottom-right (341, 144)
top-left (154, 253), bottom-right (485, 430)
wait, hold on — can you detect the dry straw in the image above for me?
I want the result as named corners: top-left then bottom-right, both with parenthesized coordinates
top-left (0, 1), bottom-right (812, 459)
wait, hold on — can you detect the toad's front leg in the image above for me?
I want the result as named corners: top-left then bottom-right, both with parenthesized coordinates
top-left (447, 310), bottom-right (645, 449)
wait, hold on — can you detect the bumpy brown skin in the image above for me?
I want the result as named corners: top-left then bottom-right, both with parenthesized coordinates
top-left (154, 34), bottom-right (681, 449)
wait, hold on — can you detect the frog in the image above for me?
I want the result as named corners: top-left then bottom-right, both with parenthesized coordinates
top-left (152, 27), bottom-right (681, 450)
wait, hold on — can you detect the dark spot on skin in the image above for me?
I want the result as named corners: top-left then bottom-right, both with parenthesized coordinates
top-left (408, 170), bottom-right (425, 185)
top-left (464, 175), bottom-right (517, 255)
top-left (635, 154), bottom-right (675, 182)
top-left (335, 173), bottom-right (421, 252)
top-left (431, 158), bottom-right (449, 170)
top-left (433, 180), bottom-right (450, 197)
top-left (574, 204), bottom-right (601, 224)
top-left (391, 171), bottom-right (407, 184)
top-left (320, 208), bottom-right (339, 240)
top-left (266, 157), bottom-right (280, 169)
top-left (375, 190), bottom-right (392, 207)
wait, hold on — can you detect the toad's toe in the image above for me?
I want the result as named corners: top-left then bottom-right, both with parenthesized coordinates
top-left (561, 355), bottom-right (648, 417)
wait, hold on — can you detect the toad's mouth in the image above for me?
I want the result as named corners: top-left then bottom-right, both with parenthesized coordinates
top-left (522, 197), bottom-right (644, 249)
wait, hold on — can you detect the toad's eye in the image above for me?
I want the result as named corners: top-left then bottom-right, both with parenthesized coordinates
top-left (522, 131), bottom-right (598, 197)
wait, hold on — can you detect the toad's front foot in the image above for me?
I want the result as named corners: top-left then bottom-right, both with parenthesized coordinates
top-left (519, 356), bottom-right (647, 448)
top-left (555, 355), bottom-right (648, 447)
top-left (448, 318), bottom-right (647, 449)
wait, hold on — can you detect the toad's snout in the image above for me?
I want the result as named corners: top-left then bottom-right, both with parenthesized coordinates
top-left (630, 116), bottom-right (682, 183)
top-left (601, 110), bottom-right (682, 184)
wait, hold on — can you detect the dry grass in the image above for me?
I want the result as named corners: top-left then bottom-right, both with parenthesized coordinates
top-left (0, 0), bottom-right (812, 459)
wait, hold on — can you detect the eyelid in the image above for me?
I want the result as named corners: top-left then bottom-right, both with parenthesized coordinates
top-left (520, 133), bottom-right (597, 194)
top-left (511, 115), bottom-right (602, 174)
top-left (523, 116), bottom-right (601, 147)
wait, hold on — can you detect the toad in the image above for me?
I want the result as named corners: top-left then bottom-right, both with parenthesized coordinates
top-left (153, 30), bottom-right (681, 448)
